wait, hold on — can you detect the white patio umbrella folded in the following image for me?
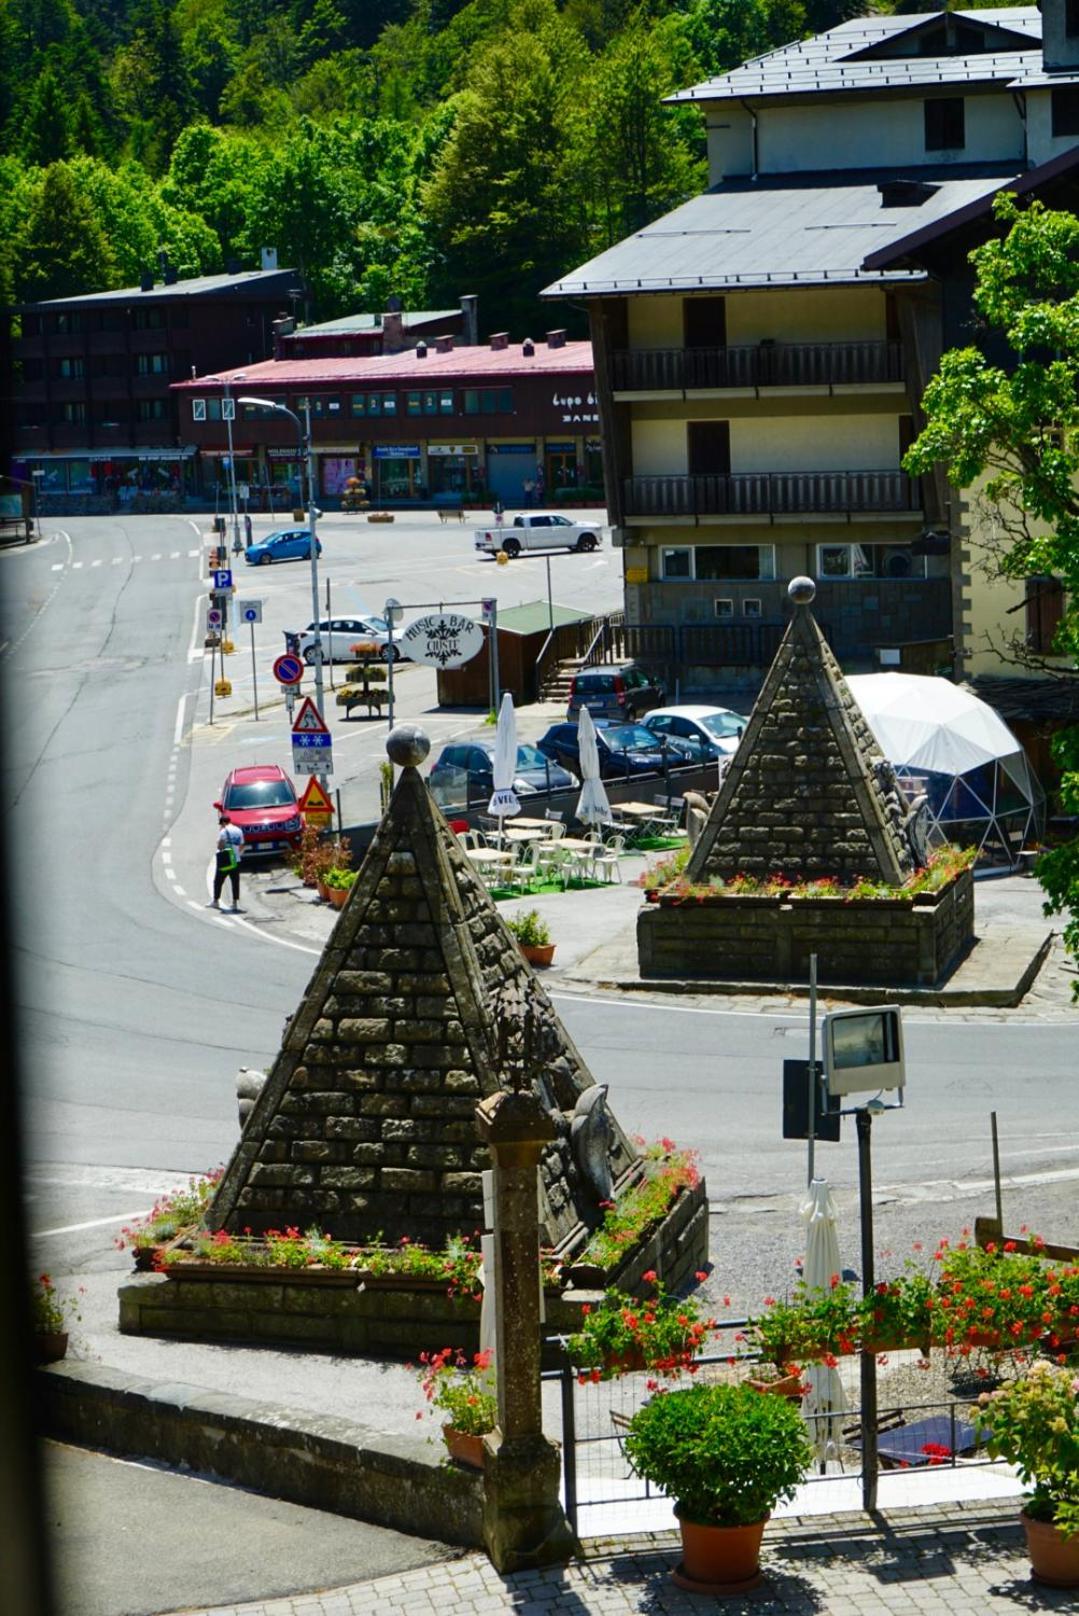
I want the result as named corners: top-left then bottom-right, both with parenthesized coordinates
top-left (575, 706), bottom-right (612, 827)
top-left (800, 1177), bottom-right (847, 1461)
top-left (487, 692), bottom-right (520, 846)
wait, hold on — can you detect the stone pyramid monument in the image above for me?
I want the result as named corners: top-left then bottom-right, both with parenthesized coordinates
top-left (210, 725), bottom-right (640, 1252)
top-left (688, 577), bottom-right (916, 885)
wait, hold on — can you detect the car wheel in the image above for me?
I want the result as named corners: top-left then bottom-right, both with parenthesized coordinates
top-left (502, 538), bottom-right (521, 558)
top-left (303, 647), bottom-right (318, 665)
top-left (259, 552), bottom-right (272, 565)
top-left (380, 644), bottom-right (400, 663)
top-left (576, 533), bottom-right (597, 552)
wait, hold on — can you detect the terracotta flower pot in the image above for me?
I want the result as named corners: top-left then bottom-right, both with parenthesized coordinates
top-left (519, 942), bottom-right (555, 968)
top-left (34, 1331), bottom-right (68, 1364)
top-left (443, 1425), bottom-right (487, 1470)
top-left (316, 879), bottom-right (331, 902)
top-left (1022, 1511), bottom-right (1079, 1588)
top-left (672, 1511), bottom-right (767, 1594)
top-left (328, 884), bottom-right (351, 909)
top-left (746, 1372), bottom-right (804, 1399)
top-left (603, 1346), bottom-right (647, 1376)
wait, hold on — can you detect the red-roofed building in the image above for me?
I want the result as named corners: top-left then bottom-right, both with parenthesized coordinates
top-left (172, 332), bottom-right (600, 509)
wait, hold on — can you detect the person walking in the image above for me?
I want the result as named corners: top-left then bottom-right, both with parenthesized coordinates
top-left (211, 813), bottom-right (244, 910)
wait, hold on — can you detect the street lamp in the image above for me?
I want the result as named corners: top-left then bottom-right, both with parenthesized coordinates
top-left (207, 373), bottom-right (243, 554)
top-left (238, 394), bottom-right (325, 722)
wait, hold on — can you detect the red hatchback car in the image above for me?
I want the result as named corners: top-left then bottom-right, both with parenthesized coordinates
top-left (216, 764), bottom-right (303, 856)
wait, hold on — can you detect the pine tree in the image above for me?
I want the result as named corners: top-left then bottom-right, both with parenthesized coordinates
top-left (17, 163), bottom-right (117, 301)
top-left (20, 63), bottom-right (75, 165)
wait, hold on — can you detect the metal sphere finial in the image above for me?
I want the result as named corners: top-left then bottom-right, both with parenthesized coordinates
top-left (386, 724), bottom-right (430, 768)
top-left (788, 575), bottom-right (816, 606)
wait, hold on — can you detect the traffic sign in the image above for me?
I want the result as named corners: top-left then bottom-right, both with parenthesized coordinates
top-left (298, 777), bottom-right (333, 825)
top-left (238, 600), bottom-right (263, 624)
top-left (273, 653), bottom-right (304, 686)
top-left (207, 606), bottom-right (223, 629)
top-left (292, 731), bottom-right (331, 749)
top-left (292, 696), bottom-right (330, 735)
top-left (213, 568), bottom-right (233, 591)
top-left (292, 741), bottom-right (333, 776)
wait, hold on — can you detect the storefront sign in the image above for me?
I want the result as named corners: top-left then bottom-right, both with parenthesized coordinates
top-left (401, 613), bottom-right (484, 669)
top-left (373, 444), bottom-right (421, 458)
top-left (427, 444), bottom-right (479, 457)
top-left (625, 567), bottom-right (648, 585)
top-left (267, 447), bottom-right (302, 460)
top-left (488, 443), bottom-right (536, 455)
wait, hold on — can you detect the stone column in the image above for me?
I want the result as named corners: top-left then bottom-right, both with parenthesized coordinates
top-left (474, 1088), bottom-right (575, 1572)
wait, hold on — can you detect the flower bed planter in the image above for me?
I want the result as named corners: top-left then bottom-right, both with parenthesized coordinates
top-left (443, 1425), bottom-right (486, 1471)
top-left (163, 1263), bottom-right (359, 1286)
top-left (746, 1372), bottom-right (804, 1399)
top-left (35, 1331), bottom-right (68, 1364)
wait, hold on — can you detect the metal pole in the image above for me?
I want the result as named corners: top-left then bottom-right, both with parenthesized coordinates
top-left (250, 621), bottom-right (259, 721)
top-left (808, 952), bottom-right (818, 1189)
top-left (223, 381), bottom-right (240, 555)
top-left (991, 1111), bottom-right (1003, 1231)
top-left (325, 575), bottom-right (335, 691)
top-left (303, 401), bottom-right (325, 728)
top-left (559, 1359), bottom-right (578, 1538)
top-left (386, 611), bottom-right (396, 730)
top-left (209, 614), bottom-right (216, 726)
top-left (546, 554), bottom-right (554, 634)
top-left (490, 599), bottom-right (501, 712)
top-left (857, 1108), bottom-right (878, 1513)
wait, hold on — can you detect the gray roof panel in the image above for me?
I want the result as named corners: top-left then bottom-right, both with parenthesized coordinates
top-left (544, 169), bottom-right (1017, 298)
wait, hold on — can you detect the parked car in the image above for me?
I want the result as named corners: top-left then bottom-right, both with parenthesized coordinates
top-left (566, 662), bottom-right (666, 721)
top-left (537, 722), bottom-right (693, 779)
top-left (290, 615), bottom-right (404, 664)
top-left (642, 705), bottom-right (747, 761)
top-left (244, 527), bottom-right (322, 566)
top-left (429, 740), bottom-right (577, 803)
top-left (474, 511), bottom-right (602, 557)
top-left (215, 764), bottom-right (303, 855)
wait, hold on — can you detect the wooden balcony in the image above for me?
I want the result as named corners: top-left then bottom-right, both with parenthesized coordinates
top-left (611, 341), bottom-right (904, 393)
top-left (624, 470), bottom-right (920, 519)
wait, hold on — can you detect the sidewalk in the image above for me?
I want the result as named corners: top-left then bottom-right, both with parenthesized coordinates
top-left (185, 1498), bottom-right (1077, 1616)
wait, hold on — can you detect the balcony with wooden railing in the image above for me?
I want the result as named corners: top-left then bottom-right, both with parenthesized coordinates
top-left (624, 470), bottom-right (921, 519)
top-left (611, 341), bottom-right (904, 393)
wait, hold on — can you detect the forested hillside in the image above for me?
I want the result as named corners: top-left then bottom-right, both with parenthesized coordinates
top-left (0, 1), bottom-right (1015, 330)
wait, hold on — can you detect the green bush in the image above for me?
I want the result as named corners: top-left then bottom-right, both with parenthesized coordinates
top-left (624, 1382), bottom-right (812, 1527)
top-left (505, 908), bottom-right (551, 947)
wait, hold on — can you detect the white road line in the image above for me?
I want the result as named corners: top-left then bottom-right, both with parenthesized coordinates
top-left (187, 548), bottom-right (199, 557)
top-left (72, 561), bottom-right (83, 569)
top-left (133, 555), bottom-right (142, 562)
top-left (112, 556), bottom-right (123, 564)
top-left (151, 552), bottom-right (162, 560)
top-left (91, 558), bottom-right (103, 567)
top-left (170, 550), bottom-right (180, 558)
top-left (186, 597), bottom-right (205, 663)
top-left (174, 693), bottom-right (189, 747)
top-left (33, 1211), bottom-right (153, 1237)
top-left (161, 850), bottom-right (172, 865)
top-left (548, 992), bottom-right (1070, 1031)
top-left (51, 563), bottom-right (63, 571)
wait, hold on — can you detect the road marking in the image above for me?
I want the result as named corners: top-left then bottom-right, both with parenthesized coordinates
top-left (151, 552), bottom-right (161, 560)
top-left (187, 548), bottom-right (199, 557)
top-left (51, 563), bottom-right (63, 571)
top-left (186, 596), bottom-right (205, 663)
top-left (170, 550), bottom-right (180, 558)
top-left (32, 1211), bottom-right (157, 1237)
top-left (174, 693), bottom-right (189, 747)
top-left (91, 558), bottom-right (102, 567)
top-left (72, 561), bottom-right (83, 569)
top-left (550, 992), bottom-right (1073, 1031)
top-left (133, 555), bottom-right (142, 562)
top-left (112, 556), bottom-right (123, 564)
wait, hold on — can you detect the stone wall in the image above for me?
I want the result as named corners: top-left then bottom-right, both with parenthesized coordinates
top-left (637, 869), bottom-right (974, 987)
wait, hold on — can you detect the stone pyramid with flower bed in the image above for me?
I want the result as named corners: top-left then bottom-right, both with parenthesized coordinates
top-left (638, 578), bottom-right (975, 986)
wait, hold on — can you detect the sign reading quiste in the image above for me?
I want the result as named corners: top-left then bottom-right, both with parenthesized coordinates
top-left (401, 612), bottom-right (484, 669)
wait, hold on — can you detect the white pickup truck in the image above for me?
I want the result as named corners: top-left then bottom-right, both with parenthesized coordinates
top-left (473, 511), bottom-right (603, 558)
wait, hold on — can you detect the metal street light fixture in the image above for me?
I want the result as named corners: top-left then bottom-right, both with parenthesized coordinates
top-left (207, 373), bottom-right (243, 554)
top-left (239, 394), bottom-right (324, 724)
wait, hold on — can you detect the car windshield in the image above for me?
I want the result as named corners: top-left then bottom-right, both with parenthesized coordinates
top-left (225, 781), bottom-right (295, 808)
top-left (516, 745), bottom-right (549, 769)
top-left (364, 617), bottom-right (389, 634)
top-left (701, 713), bottom-right (744, 740)
top-left (605, 725), bottom-right (661, 750)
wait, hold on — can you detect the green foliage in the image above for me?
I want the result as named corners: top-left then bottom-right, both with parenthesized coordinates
top-left (578, 1140), bottom-right (701, 1269)
top-left (975, 1362), bottom-right (1079, 1539)
top-left (416, 1347), bottom-right (497, 1435)
top-left (504, 907), bottom-right (551, 947)
top-left (17, 163), bottom-right (117, 301)
top-left (903, 196), bottom-right (1079, 994)
top-left (566, 1273), bottom-right (716, 1380)
top-left (624, 1382), bottom-right (813, 1526)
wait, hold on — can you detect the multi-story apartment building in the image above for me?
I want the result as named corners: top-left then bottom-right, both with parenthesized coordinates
top-left (173, 332), bottom-right (601, 508)
top-left (545, 3), bottom-right (1078, 693)
top-left (6, 258), bottom-right (300, 512)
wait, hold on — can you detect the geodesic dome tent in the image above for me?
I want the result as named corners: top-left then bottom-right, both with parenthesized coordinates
top-left (845, 674), bottom-right (1045, 867)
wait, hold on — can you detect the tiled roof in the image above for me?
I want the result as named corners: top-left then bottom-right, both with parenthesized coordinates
top-left (286, 309), bottom-right (461, 337)
top-left (543, 169), bottom-right (1015, 298)
top-left (27, 268), bottom-right (299, 306)
top-left (668, 7), bottom-right (1043, 104)
top-left (176, 341), bottom-right (593, 389)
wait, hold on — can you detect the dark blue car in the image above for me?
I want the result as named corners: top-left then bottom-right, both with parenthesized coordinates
top-left (245, 527), bottom-right (322, 566)
top-left (537, 722), bottom-right (692, 779)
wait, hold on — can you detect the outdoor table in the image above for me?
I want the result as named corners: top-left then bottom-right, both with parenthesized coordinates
top-left (466, 847), bottom-right (515, 879)
top-left (615, 802), bottom-right (658, 819)
top-left (513, 817), bottom-right (558, 834)
top-left (853, 1414), bottom-right (980, 1470)
top-left (502, 828), bottom-right (546, 846)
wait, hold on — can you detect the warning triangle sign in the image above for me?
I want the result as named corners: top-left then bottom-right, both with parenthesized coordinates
top-left (298, 776), bottom-right (333, 814)
top-left (292, 696), bottom-right (330, 735)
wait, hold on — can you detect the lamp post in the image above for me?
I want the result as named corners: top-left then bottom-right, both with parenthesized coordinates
top-left (239, 395), bottom-right (324, 723)
top-left (207, 374), bottom-right (242, 554)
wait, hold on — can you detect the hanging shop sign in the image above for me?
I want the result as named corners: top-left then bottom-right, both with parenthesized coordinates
top-left (373, 444), bottom-right (421, 459)
top-left (401, 613), bottom-right (484, 669)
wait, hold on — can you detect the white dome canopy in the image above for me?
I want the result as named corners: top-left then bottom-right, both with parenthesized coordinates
top-left (845, 674), bottom-right (1044, 865)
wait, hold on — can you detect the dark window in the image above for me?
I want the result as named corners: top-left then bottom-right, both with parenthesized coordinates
top-left (170, 305), bottom-right (189, 328)
top-left (51, 312), bottom-right (82, 334)
top-left (98, 308), bottom-right (126, 332)
top-left (694, 545), bottom-right (764, 580)
top-left (1068, 0), bottom-right (1079, 38)
top-left (137, 398), bottom-right (167, 421)
top-left (462, 388), bottom-right (513, 414)
top-left (61, 401), bottom-right (86, 425)
top-left (687, 420), bottom-right (731, 476)
top-left (898, 414), bottom-right (915, 459)
top-left (136, 352), bottom-right (169, 375)
top-left (1026, 576), bottom-right (1065, 653)
top-left (20, 358), bottom-right (44, 382)
top-left (925, 98), bottom-right (965, 151)
top-left (133, 307), bottom-right (165, 330)
top-left (684, 297), bottom-right (727, 348)
top-left (56, 356), bottom-right (84, 379)
top-left (1052, 86), bottom-right (1079, 138)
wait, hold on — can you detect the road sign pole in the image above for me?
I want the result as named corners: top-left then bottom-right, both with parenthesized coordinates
top-left (808, 951), bottom-right (818, 1189)
top-left (250, 621), bottom-right (259, 721)
top-left (857, 1107), bottom-right (878, 1513)
top-left (209, 626), bottom-right (216, 726)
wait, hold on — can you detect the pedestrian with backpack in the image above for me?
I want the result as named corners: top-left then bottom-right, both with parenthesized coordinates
top-left (211, 813), bottom-right (244, 910)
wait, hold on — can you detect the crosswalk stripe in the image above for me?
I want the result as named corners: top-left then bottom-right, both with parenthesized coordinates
top-left (91, 558), bottom-right (103, 567)
top-left (51, 563), bottom-right (63, 571)
top-left (72, 561), bottom-right (83, 569)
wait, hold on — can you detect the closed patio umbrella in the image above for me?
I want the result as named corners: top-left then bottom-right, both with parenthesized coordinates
top-left (575, 706), bottom-right (612, 827)
top-left (488, 692), bottom-right (520, 847)
top-left (800, 1177), bottom-right (847, 1461)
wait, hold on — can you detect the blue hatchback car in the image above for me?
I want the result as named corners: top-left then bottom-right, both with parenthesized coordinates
top-left (537, 722), bottom-right (694, 779)
top-left (244, 527), bottom-right (322, 566)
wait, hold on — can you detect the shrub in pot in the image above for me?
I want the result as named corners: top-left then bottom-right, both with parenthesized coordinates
top-left (624, 1381), bottom-right (812, 1592)
top-left (415, 1347), bottom-right (497, 1470)
top-left (505, 908), bottom-right (555, 966)
top-left (975, 1361), bottom-right (1079, 1586)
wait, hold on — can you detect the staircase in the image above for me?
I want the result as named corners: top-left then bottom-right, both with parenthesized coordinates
top-left (539, 658), bottom-right (582, 704)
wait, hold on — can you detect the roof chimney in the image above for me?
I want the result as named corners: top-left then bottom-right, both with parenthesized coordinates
top-left (139, 270), bottom-right (154, 292)
top-left (522, 338), bottom-right (535, 357)
top-left (163, 265), bottom-right (179, 285)
top-left (489, 331), bottom-right (509, 350)
top-left (382, 310), bottom-right (404, 353)
top-left (460, 294), bottom-right (479, 346)
top-left (416, 340), bottom-right (428, 358)
top-left (434, 334), bottom-right (454, 353)
top-left (226, 257), bottom-right (241, 275)
top-left (261, 246), bottom-right (279, 271)
top-left (545, 329), bottom-right (566, 349)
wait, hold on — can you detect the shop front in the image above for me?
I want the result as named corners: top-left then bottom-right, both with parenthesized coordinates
top-left (486, 441), bottom-right (537, 507)
top-left (373, 443), bottom-right (423, 502)
top-left (427, 443), bottom-right (482, 499)
top-left (319, 453), bottom-right (360, 500)
top-left (15, 449), bottom-right (195, 511)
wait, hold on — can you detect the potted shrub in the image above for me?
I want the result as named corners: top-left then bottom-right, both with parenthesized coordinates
top-left (565, 1272), bottom-right (716, 1381)
top-left (323, 866), bottom-right (357, 909)
top-left (31, 1272), bottom-right (82, 1363)
top-left (506, 908), bottom-right (555, 967)
top-left (624, 1382), bottom-right (813, 1593)
top-left (975, 1361), bottom-right (1079, 1586)
top-left (415, 1347), bottom-right (497, 1470)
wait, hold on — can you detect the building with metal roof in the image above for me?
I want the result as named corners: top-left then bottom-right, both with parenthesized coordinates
top-left (542, 2), bottom-right (1079, 703)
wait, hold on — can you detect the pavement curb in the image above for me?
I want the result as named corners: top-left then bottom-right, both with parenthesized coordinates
top-left (34, 1360), bottom-right (485, 1549)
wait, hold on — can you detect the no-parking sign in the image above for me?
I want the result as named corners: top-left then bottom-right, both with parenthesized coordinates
top-left (273, 653), bottom-right (304, 686)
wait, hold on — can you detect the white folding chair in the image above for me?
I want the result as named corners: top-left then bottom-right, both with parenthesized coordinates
top-left (591, 833), bottom-right (626, 883)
